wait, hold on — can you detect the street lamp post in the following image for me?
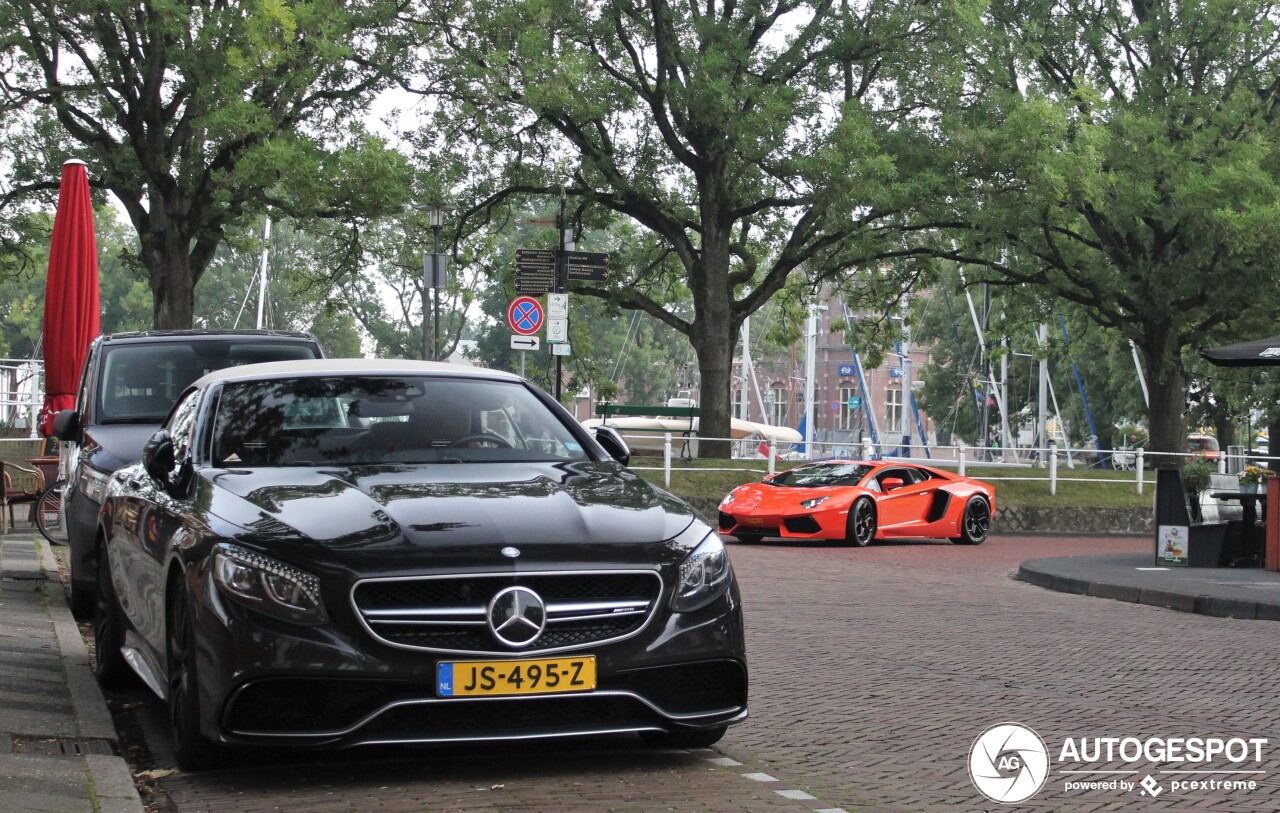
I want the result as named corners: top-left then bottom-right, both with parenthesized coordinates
top-left (424, 204), bottom-right (446, 361)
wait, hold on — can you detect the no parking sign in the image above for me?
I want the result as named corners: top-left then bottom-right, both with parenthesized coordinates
top-left (507, 296), bottom-right (545, 336)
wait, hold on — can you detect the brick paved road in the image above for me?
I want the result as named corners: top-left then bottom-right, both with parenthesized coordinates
top-left (723, 533), bottom-right (1280, 811)
top-left (114, 533), bottom-right (1280, 812)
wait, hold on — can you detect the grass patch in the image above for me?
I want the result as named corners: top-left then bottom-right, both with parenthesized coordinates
top-left (629, 456), bottom-right (1153, 510)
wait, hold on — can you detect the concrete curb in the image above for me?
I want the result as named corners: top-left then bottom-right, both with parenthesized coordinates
top-left (1018, 556), bottom-right (1280, 621)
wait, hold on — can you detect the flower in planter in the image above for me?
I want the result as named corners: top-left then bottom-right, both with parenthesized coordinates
top-left (1238, 465), bottom-right (1276, 486)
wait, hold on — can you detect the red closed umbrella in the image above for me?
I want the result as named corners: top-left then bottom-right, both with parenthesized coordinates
top-left (37, 159), bottom-right (100, 436)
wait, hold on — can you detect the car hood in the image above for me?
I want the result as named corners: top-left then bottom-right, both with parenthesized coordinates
top-left (728, 482), bottom-right (858, 511)
top-left (202, 461), bottom-right (703, 571)
top-left (84, 422), bottom-right (163, 473)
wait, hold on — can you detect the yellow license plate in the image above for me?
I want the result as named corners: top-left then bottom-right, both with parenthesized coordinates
top-left (437, 656), bottom-right (596, 697)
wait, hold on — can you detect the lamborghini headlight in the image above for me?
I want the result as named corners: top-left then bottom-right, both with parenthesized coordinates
top-left (213, 544), bottom-right (328, 625)
top-left (800, 496), bottom-right (830, 509)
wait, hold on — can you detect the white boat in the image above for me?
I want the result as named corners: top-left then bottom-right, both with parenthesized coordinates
top-left (581, 415), bottom-right (802, 458)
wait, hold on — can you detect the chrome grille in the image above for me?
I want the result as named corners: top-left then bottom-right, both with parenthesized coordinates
top-left (351, 570), bottom-right (663, 655)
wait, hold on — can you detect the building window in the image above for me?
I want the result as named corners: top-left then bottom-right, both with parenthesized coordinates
top-left (732, 387), bottom-right (746, 420)
top-left (885, 388), bottom-right (903, 434)
top-left (838, 384), bottom-right (860, 431)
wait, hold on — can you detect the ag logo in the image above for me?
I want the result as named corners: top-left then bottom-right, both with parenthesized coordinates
top-left (968, 722), bottom-right (1050, 803)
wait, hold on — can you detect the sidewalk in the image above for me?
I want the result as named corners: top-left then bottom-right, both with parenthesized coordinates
top-left (0, 532), bottom-right (144, 813)
top-left (1019, 550), bottom-right (1280, 620)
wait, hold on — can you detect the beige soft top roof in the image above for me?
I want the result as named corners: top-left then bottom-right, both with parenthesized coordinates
top-left (191, 358), bottom-right (521, 389)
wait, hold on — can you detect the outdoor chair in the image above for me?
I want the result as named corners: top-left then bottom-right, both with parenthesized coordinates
top-left (1, 460), bottom-right (45, 534)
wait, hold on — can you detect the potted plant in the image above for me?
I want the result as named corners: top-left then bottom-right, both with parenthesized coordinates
top-left (1237, 465), bottom-right (1276, 494)
top-left (1181, 458), bottom-right (1213, 522)
top-left (1181, 458), bottom-right (1213, 491)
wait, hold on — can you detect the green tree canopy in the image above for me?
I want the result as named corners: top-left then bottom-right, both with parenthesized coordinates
top-left (931, 0), bottom-right (1280, 455)
top-left (0, 206), bottom-right (148, 360)
top-left (0, 0), bottom-right (414, 328)
top-left (410, 0), bottom-right (965, 454)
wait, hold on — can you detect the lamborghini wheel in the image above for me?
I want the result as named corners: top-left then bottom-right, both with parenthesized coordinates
top-left (845, 497), bottom-right (877, 547)
top-left (951, 497), bottom-right (991, 545)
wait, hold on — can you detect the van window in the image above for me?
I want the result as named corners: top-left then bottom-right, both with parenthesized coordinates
top-left (96, 341), bottom-right (319, 424)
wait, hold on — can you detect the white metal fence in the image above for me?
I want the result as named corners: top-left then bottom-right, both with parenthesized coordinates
top-left (0, 359), bottom-right (43, 437)
top-left (618, 432), bottom-right (1272, 495)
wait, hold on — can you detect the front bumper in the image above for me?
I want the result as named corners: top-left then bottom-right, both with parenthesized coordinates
top-left (719, 507), bottom-right (846, 540)
top-left (194, 569), bottom-right (748, 748)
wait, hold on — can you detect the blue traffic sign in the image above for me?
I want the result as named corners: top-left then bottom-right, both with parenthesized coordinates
top-left (507, 296), bottom-right (545, 336)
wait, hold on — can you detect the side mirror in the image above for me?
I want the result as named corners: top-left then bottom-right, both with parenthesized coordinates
top-left (51, 410), bottom-right (81, 443)
top-left (594, 425), bottom-right (631, 466)
top-left (142, 430), bottom-right (176, 484)
top-left (880, 476), bottom-right (905, 491)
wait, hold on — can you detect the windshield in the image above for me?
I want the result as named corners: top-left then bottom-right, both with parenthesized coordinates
top-left (771, 463), bottom-right (874, 487)
top-left (97, 340), bottom-right (319, 424)
top-left (209, 376), bottom-right (590, 466)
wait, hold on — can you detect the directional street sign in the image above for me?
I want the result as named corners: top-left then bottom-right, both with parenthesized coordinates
top-left (547, 318), bottom-right (568, 344)
top-left (516, 248), bottom-right (556, 268)
top-left (516, 274), bottom-right (554, 295)
top-left (552, 343), bottom-right (572, 357)
top-left (547, 293), bottom-right (568, 320)
top-left (563, 251), bottom-right (609, 282)
top-left (516, 248), bottom-right (556, 294)
top-left (510, 335), bottom-right (541, 351)
top-left (507, 296), bottom-right (545, 336)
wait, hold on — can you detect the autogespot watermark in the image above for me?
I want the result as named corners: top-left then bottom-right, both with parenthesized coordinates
top-left (967, 724), bottom-right (1269, 803)
top-left (968, 723), bottom-right (1051, 803)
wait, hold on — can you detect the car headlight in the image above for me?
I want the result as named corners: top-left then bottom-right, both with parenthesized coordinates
top-left (672, 534), bottom-right (731, 612)
top-left (213, 544), bottom-right (328, 625)
top-left (800, 496), bottom-right (830, 508)
top-left (720, 491), bottom-right (737, 507)
top-left (82, 467), bottom-right (112, 502)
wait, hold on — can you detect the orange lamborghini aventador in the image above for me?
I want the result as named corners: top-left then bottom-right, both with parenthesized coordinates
top-left (718, 460), bottom-right (996, 546)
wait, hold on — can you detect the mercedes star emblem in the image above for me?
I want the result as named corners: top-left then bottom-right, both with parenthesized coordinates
top-left (487, 586), bottom-right (547, 647)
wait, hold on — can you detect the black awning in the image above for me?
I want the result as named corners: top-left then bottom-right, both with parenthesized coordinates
top-left (1199, 336), bottom-right (1280, 367)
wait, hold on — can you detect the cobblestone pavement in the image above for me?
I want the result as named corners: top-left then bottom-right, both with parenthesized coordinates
top-left (114, 533), bottom-right (1280, 812)
top-left (722, 533), bottom-right (1280, 811)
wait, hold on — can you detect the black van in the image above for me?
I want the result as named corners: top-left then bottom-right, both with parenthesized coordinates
top-left (51, 331), bottom-right (324, 617)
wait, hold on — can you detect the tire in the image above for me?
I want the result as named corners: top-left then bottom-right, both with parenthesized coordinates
top-left (640, 725), bottom-right (728, 749)
top-left (93, 544), bottom-right (134, 689)
top-left (845, 497), bottom-right (877, 547)
top-left (734, 532), bottom-right (765, 544)
top-left (35, 480), bottom-right (69, 546)
top-left (68, 559), bottom-right (95, 620)
top-left (951, 497), bottom-right (991, 545)
top-left (167, 587), bottom-right (222, 771)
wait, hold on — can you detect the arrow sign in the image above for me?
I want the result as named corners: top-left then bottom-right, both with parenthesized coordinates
top-left (547, 318), bottom-right (568, 343)
top-left (507, 296), bottom-right (545, 336)
top-left (516, 248), bottom-right (557, 268)
top-left (564, 251), bottom-right (609, 281)
top-left (510, 335), bottom-right (541, 351)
